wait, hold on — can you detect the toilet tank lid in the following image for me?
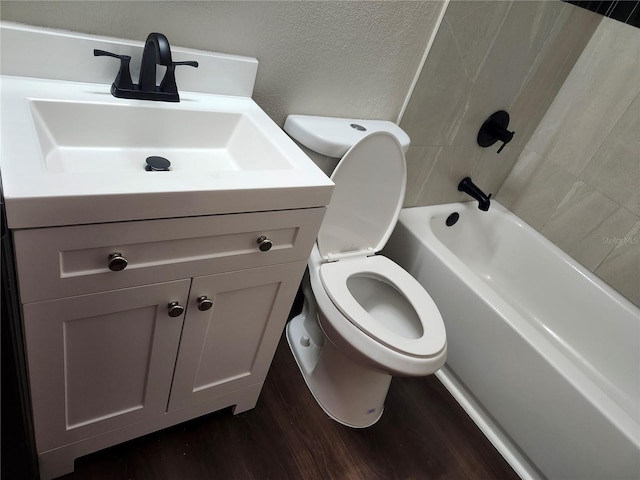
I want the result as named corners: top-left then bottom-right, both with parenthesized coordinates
top-left (284, 115), bottom-right (410, 158)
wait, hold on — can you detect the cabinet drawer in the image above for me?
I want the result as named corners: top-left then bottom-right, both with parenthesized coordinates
top-left (14, 208), bottom-right (325, 303)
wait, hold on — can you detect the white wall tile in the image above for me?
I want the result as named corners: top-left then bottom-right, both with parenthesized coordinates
top-left (498, 148), bottom-right (577, 230)
top-left (540, 181), bottom-right (638, 271)
top-left (581, 92), bottom-right (640, 215)
top-left (404, 145), bottom-right (441, 207)
top-left (501, 17), bottom-right (640, 305)
top-left (526, 19), bottom-right (640, 177)
top-left (411, 146), bottom-right (482, 207)
top-left (595, 221), bottom-right (640, 306)
top-left (448, 0), bottom-right (569, 147)
top-left (400, 0), bottom-right (597, 211)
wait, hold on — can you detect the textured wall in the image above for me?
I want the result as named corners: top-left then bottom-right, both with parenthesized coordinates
top-left (498, 17), bottom-right (640, 307)
top-left (0, 1), bottom-right (444, 126)
top-left (399, 1), bottom-right (600, 208)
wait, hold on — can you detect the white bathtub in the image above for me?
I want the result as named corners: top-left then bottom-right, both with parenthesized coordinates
top-left (384, 201), bottom-right (640, 480)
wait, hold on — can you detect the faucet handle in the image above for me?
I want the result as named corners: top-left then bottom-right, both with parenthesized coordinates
top-left (93, 49), bottom-right (134, 90)
top-left (159, 60), bottom-right (199, 97)
top-left (496, 136), bottom-right (513, 154)
top-left (494, 127), bottom-right (514, 153)
top-left (174, 60), bottom-right (199, 68)
top-left (477, 110), bottom-right (515, 154)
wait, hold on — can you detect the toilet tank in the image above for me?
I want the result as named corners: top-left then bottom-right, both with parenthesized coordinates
top-left (284, 115), bottom-right (411, 158)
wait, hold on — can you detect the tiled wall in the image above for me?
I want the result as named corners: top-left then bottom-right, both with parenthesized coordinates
top-left (498, 17), bottom-right (640, 307)
top-left (399, 1), bottom-right (600, 208)
top-left (564, 0), bottom-right (640, 28)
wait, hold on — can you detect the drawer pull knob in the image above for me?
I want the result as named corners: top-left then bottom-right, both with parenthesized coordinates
top-left (197, 296), bottom-right (214, 311)
top-left (257, 236), bottom-right (273, 252)
top-left (167, 302), bottom-right (185, 317)
top-left (108, 252), bottom-right (128, 271)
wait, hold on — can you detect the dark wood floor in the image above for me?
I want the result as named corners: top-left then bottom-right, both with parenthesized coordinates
top-left (52, 332), bottom-right (519, 480)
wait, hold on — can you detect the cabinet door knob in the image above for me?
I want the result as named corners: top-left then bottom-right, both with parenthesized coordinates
top-left (167, 301), bottom-right (185, 317)
top-left (197, 296), bottom-right (214, 311)
top-left (256, 236), bottom-right (273, 252)
top-left (108, 252), bottom-right (128, 271)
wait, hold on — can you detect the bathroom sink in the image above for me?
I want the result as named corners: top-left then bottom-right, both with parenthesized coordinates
top-left (0, 76), bottom-right (333, 228)
top-left (30, 99), bottom-right (292, 174)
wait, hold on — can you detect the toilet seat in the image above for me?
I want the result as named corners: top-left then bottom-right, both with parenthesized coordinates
top-left (313, 131), bottom-right (445, 359)
top-left (317, 131), bottom-right (406, 260)
top-left (320, 255), bottom-right (445, 358)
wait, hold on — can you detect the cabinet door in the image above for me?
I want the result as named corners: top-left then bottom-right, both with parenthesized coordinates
top-left (23, 279), bottom-right (190, 453)
top-left (168, 261), bottom-right (306, 411)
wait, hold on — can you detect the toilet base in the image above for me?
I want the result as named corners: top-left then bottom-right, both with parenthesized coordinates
top-left (287, 309), bottom-right (391, 428)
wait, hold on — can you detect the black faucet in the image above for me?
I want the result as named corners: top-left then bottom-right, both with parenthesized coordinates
top-left (477, 110), bottom-right (515, 154)
top-left (94, 33), bottom-right (198, 102)
top-left (458, 177), bottom-right (491, 211)
top-left (138, 33), bottom-right (173, 93)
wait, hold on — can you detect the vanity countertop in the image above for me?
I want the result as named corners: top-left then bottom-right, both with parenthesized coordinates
top-left (1, 75), bottom-right (333, 229)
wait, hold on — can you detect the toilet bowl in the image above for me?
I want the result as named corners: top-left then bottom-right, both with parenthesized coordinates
top-left (285, 116), bottom-right (447, 428)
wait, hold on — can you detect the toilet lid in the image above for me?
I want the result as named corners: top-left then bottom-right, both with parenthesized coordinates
top-left (320, 254), bottom-right (446, 357)
top-left (317, 132), bottom-right (406, 260)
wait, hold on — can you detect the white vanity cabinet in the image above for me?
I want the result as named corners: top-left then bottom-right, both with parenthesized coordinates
top-left (12, 207), bottom-right (325, 480)
top-left (0, 26), bottom-right (334, 480)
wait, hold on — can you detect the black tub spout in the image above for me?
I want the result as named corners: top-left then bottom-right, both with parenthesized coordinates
top-left (458, 177), bottom-right (491, 211)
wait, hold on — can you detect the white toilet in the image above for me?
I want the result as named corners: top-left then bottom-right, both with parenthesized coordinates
top-left (284, 115), bottom-right (447, 428)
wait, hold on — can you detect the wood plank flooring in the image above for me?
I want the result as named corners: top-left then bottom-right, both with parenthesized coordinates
top-left (55, 332), bottom-right (520, 480)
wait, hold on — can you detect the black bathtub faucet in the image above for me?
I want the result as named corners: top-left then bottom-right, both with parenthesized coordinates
top-left (458, 177), bottom-right (491, 211)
